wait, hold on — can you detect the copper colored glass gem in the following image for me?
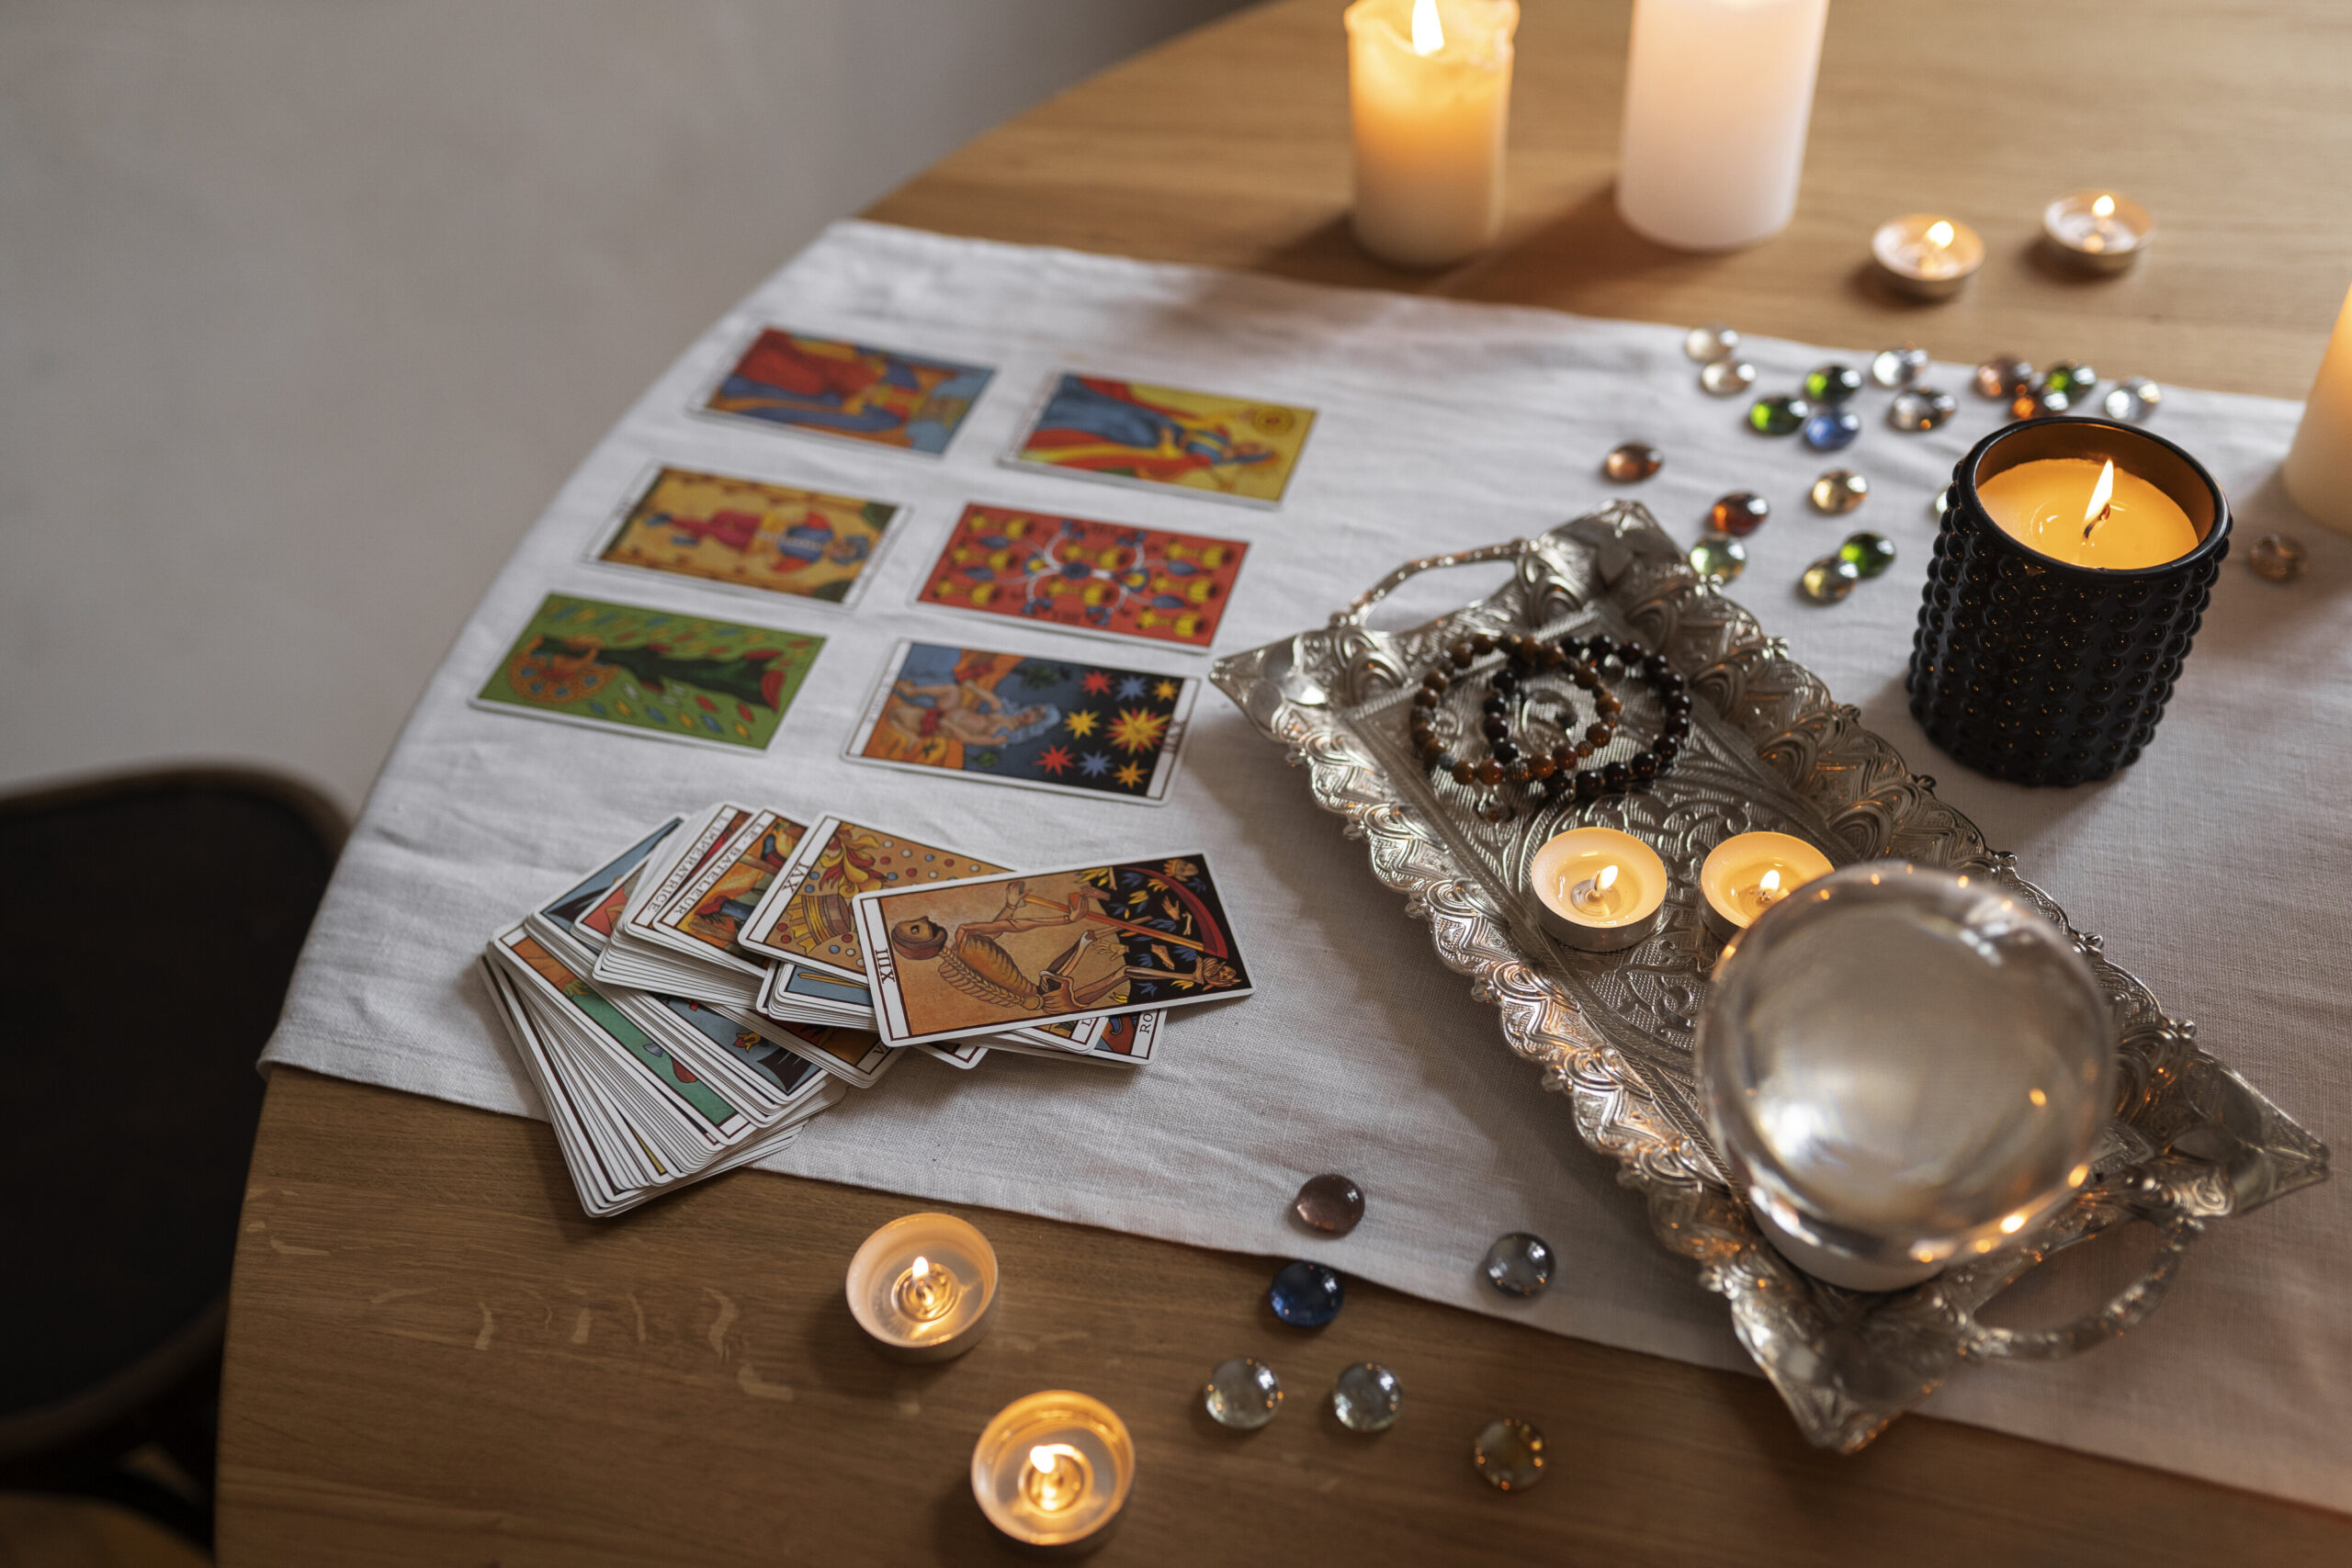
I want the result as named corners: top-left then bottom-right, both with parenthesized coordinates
top-left (1809, 468), bottom-right (1869, 514)
top-left (1888, 387), bottom-right (1958, 433)
top-left (2247, 533), bottom-right (2306, 582)
top-left (1801, 556), bottom-right (1861, 604)
top-left (1802, 363), bottom-right (1863, 403)
top-left (1838, 531), bottom-right (1897, 578)
top-left (1700, 357), bottom-right (1758, 396)
top-left (1747, 394), bottom-right (1810, 435)
top-left (1292, 1173), bottom-right (1364, 1235)
top-left (1870, 344), bottom-right (1929, 389)
top-left (2103, 377), bottom-right (2163, 423)
top-left (1802, 407), bottom-right (1862, 451)
top-left (2042, 361), bottom-right (2098, 398)
top-left (1710, 491), bottom-right (1770, 536)
top-left (1974, 356), bottom-right (2033, 399)
top-left (1472, 1418), bottom-right (1547, 1492)
top-left (1687, 533), bottom-right (1747, 583)
top-left (1602, 442), bottom-right (1663, 482)
top-left (1684, 321), bottom-right (1739, 362)
top-left (2010, 386), bottom-right (2068, 421)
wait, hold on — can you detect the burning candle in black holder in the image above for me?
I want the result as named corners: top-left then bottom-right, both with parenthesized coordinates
top-left (1908, 416), bottom-right (2231, 786)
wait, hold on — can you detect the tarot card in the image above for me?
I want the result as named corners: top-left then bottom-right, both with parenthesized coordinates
top-left (912, 1041), bottom-right (989, 1070)
top-left (744, 973), bottom-right (899, 1088)
top-left (591, 463), bottom-right (901, 609)
top-left (852, 854), bottom-right (1250, 1047)
top-left (640, 808), bottom-right (811, 974)
top-left (534, 818), bottom-right (684, 943)
top-left (915, 503), bottom-right (1248, 651)
top-left (1002, 371), bottom-right (1315, 507)
top-left (473, 593), bottom-right (821, 752)
top-left (696, 327), bottom-right (992, 455)
top-left (738, 816), bottom-right (1009, 978)
top-left (757, 961), bottom-right (878, 1022)
top-left (844, 640), bottom-right (1198, 805)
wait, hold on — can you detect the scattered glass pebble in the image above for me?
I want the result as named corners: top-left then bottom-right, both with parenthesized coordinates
top-left (1974, 356), bottom-right (2034, 400)
top-left (1802, 407), bottom-right (1862, 451)
top-left (1203, 1357), bottom-right (1283, 1429)
top-left (1838, 531), bottom-right (1897, 578)
top-left (1747, 394), bottom-right (1810, 435)
top-left (2103, 376), bottom-right (2162, 423)
top-left (1802, 363), bottom-right (1863, 404)
top-left (1330, 1362), bottom-right (1404, 1433)
top-left (1472, 1417), bottom-right (1547, 1492)
top-left (2010, 386), bottom-right (2068, 421)
top-left (1602, 442), bottom-right (1662, 482)
top-left (1293, 1173), bottom-right (1365, 1235)
top-left (2248, 533), bottom-right (2307, 582)
top-left (1684, 322), bottom-right (1739, 362)
top-left (1688, 534), bottom-right (1747, 584)
top-left (1481, 1232), bottom-right (1556, 1298)
top-left (1710, 491), bottom-right (1770, 536)
top-left (1700, 356), bottom-right (1758, 397)
top-left (2042, 361), bottom-right (2099, 398)
top-left (1809, 468), bottom-right (1869, 515)
top-left (1267, 1260), bottom-right (1345, 1326)
top-left (1801, 556), bottom-right (1861, 604)
top-left (1870, 344), bottom-right (1929, 389)
top-left (1888, 387), bottom-right (1958, 433)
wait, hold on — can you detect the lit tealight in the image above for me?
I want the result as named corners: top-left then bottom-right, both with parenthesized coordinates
top-left (973, 1392), bottom-right (1134, 1551)
top-left (1871, 213), bottom-right (1985, 300)
top-left (1699, 832), bottom-right (1835, 941)
top-left (846, 1213), bottom-right (998, 1362)
top-left (2042, 189), bottom-right (2154, 274)
top-left (1531, 827), bottom-right (1668, 953)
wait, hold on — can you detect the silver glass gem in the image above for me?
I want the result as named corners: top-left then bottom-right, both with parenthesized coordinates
top-left (1889, 387), bottom-right (1958, 432)
top-left (2103, 377), bottom-right (2162, 423)
top-left (1973, 356), bottom-right (2034, 399)
top-left (1330, 1362), bottom-right (1403, 1433)
top-left (1472, 1418), bottom-right (1547, 1491)
top-left (1203, 1356), bottom-right (1282, 1429)
top-left (1809, 468), bottom-right (1869, 514)
top-left (1700, 357), bottom-right (1758, 396)
top-left (1870, 344), bottom-right (1929, 389)
top-left (2248, 533), bottom-right (2306, 582)
top-left (1481, 1232), bottom-right (1556, 1297)
top-left (1684, 322), bottom-right (1739, 362)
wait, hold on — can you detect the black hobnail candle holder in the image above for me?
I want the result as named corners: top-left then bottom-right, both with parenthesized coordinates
top-left (1907, 416), bottom-right (2231, 787)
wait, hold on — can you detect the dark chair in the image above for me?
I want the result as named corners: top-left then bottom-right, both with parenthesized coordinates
top-left (0, 768), bottom-right (345, 1551)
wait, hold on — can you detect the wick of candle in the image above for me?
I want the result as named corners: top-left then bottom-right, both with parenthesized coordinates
top-left (1411, 0), bottom-right (1443, 54)
top-left (893, 1254), bottom-right (959, 1323)
top-left (1753, 868), bottom-right (1783, 907)
top-left (1022, 1444), bottom-right (1090, 1514)
top-left (2081, 458), bottom-right (2117, 541)
top-left (1569, 863), bottom-right (1620, 915)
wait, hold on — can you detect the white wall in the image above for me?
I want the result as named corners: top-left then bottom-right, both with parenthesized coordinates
top-left (0, 0), bottom-right (1241, 812)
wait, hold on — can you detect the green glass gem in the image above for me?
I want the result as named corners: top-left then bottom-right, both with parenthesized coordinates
top-left (1801, 556), bottom-right (1861, 604)
top-left (1747, 394), bottom-right (1811, 435)
top-left (1803, 364), bottom-right (1863, 403)
top-left (1688, 534), bottom-right (1747, 583)
top-left (2043, 361), bottom-right (2098, 397)
top-left (1838, 531), bottom-right (1897, 578)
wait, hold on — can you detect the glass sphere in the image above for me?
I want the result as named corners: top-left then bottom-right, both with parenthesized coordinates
top-left (1481, 1232), bottom-right (1555, 1297)
top-left (1330, 1362), bottom-right (1403, 1432)
top-left (1203, 1357), bottom-right (1282, 1428)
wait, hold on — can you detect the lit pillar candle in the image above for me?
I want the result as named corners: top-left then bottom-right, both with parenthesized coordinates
top-left (1530, 827), bottom-right (1668, 953)
top-left (1344, 0), bottom-right (1520, 268)
top-left (971, 1391), bottom-right (1135, 1551)
top-left (1617, 0), bottom-right (1829, 252)
top-left (2281, 280), bottom-right (2352, 536)
top-left (1699, 831), bottom-right (1833, 941)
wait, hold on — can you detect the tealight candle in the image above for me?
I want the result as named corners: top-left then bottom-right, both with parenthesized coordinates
top-left (971, 1391), bottom-right (1135, 1554)
top-left (1978, 457), bottom-right (2201, 570)
top-left (1530, 827), bottom-right (1668, 953)
top-left (1343, 0), bottom-right (1520, 268)
top-left (1699, 831), bottom-right (1834, 941)
top-left (2281, 279), bottom-right (2352, 536)
top-left (2041, 190), bottom-right (2154, 274)
top-left (845, 1213), bottom-right (997, 1362)
top-left (1871, 214), bottom-right (1984, 300)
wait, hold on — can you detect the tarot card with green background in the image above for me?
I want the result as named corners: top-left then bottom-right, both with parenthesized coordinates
top-left (475, 592), bottom-right (820, 750)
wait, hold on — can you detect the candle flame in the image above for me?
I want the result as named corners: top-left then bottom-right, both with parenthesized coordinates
top-left (1926, 220), bottom-right (1954, 249)
top-left (1411, 0), bottom-right (1443, 55)
top-left (2092, 194), bottom-right (2116, 218)
top-left (910, 1255), bottom-right (930, 1280)
top-left (2081, 459), bottom-right (2116, 540)
top-left (1758, 868), bottom-right (1782, 898)
top-left (1593, 863), bottom-right (1618, 894)
top-left (1029, 1445), bottom-right (1057, 1474)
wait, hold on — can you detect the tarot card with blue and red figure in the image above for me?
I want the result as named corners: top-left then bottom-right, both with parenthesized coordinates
top-left (699, 327), bottom-right (993, 455)
top-left (916, 502), bottom-right (1247, 651)
top-left (1004, 371), bottom-right (1315, 506)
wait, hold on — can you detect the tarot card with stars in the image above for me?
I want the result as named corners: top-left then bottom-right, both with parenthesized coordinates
top-left (842, 639), bottom-right (1199, 805)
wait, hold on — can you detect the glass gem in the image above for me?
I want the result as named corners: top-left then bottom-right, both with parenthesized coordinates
top-left (1602, 442), bottom-right (1663, 482)
top-left (1870, 344), bottom-right (1928, 389)
top-left (1747, 394), bottom-right (1810, 435)
top-left (1204, 1356), bottom-right (1282, 1428)
top-left (1293, 1173), bottom-right (1365, 1235)
top-left (1802, 407), bottom-right (1862, 451)
top-left (1802, 363), bottom-right (1863, 403)
top-left (1710, 491), bottom-right (1770, 536)
top-left (1330, 1362), bottom-right (1404, 1433)
top-left (1801, 556), bottom-right (1861, 604)
top-left (1888, 387), bottom-right (1958, 433)
top-left (2009, 387), bottom-right (2068, 421)
top-left (1684, 321), bottom-right (1739, 362)
top-left (2042, 361), bottom-right (2098, 398)
top-left (1481, 1232), bottom-right (1556, 1297)
top-left (1973, 356), bottom-right (2034, 400)
top-left (1700, 357), bottom-right (1758, 397)
top-left (1472, 1418), bottom-right (1547, 1492)
top-left (1838, 531), bottom-right (1897, 578)
top-left (2103, 376), bottom-right (2162, 423)
top-left (1687, 534), bottom-right (1747, 584)
top-left (2248, 533), bottom-right (2307, 582)
top-left (1268, 1260), bottom-right (1344, 1326)
top-left (1809, 468), bottom-right (1869, 514)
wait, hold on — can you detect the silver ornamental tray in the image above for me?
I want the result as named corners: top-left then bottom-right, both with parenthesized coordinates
top-left (1210, 503), bottom-right (2330, 1451)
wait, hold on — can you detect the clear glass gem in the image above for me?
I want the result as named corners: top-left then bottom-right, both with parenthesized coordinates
top-left (1472, 1417), bottom-right (1547, 1492)
top-left (1802, 407), bottom-right (1862, 451)
top-left (1973, 356), bottom-right (2034, 399)
top-left (2103, 377), bottom-right (2162, 423)
top-left (2248, 533), bottom-right (2307, 582)
top-left (1684, 322), bottom-right (1739, 362)
top-left (2042, 361), bottom-right (2098, 398)
top-left (1803, 363), bottom-right (1863, 403)
top-left (1838, 531), bottom-right (1897, 578)
top-left (1481, 1232), bottom-right (1556, 1297)
top-left (1870, 344), bottom-right (1929, 389)
top-left (1330, 1362), bottom-right (1403, 1433)
top-left (1747, 394), bottom-right (1810, 435)
top-left (1888, 387), bottom-right (1958, 433)
top-left (1710, 491), bottom-right (1769, 536)
top-left (1293, 1173), bottom-right (1365, 1235)
top-left (1602, 442), bottom-right (1662, 482)
top-left (1809, 468), bottom-right (1869, 514)
top-left (1801, 556), bottom-right (1861, 604)
top-left (1203, 1356), bottom-right (1282, 1429)
top-left (1688, 534), bottom-right (1747, 584)
top-left (1700, 357), bottom-right (1758, 396)
top-left (1267, 1260), bottom-right (1344, 1326)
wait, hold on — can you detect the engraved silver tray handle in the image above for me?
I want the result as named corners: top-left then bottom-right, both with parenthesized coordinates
top-left (1212, 504), bottom-right (2329, 1451)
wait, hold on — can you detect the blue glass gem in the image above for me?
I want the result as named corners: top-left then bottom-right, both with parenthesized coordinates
top-left (1802, 407), bottom-right (1862, 451)
top-left (1267, 1260), bottom-right (1344, 1326)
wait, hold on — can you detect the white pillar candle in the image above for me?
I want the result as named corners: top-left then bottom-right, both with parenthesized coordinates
top-left (1617, 0), bottom-right (1829, 252)
top-left (1344, 0), bottom-right (1520, 269)
top-left (2281, 281), bottom-right (2352, 536)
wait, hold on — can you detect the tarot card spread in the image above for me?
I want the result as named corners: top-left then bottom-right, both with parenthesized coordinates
top-left (1006, 372), bottom-right (1315, 505)
top-left (700, 328), bottom-right (992, 455)
top-left (854, 855), bottom-right (1250, 1047)
top-left (916, 503), bottom-right (1248, 650)
top-left (595, 465), bottom-right (899, 606)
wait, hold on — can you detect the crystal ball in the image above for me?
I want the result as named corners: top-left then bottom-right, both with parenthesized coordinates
top-left (1481, 1232), bottom-right (1555, 1297)
top-left (1472, 1418), bottom-right (1546, 1491)
top-left (1603, 442), bottom-right (1663, 482)
top-left (1293, 1173), bottom-right (1365, 1235)
top-left (1203, 1356), bottom-right (1282, 1429)
top-left (1687, 534), bottom-right (1747, 585)
top-left (1799, 557), bottom-right (1860, 604)
top-left (1802, 407), bottom-right (1863, 452)
top-left (1267, 1260), bottom-right (1344, 1326)
top-left (1747, 394), bottom-right (1810, 435)
top-left (1330, 1362), bottom-right (1403, 1433)
top-left (1700, 357), bottom-right (1757, 397)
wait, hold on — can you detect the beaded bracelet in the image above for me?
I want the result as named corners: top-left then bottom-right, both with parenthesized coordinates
top-left (1407, 631), bottom-right (1692, 803)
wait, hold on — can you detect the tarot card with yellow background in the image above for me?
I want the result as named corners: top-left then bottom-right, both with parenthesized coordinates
top-left (738, 816), bottom-right (1008, 979)
top-left (594, 465), bottom-right (899, 606)
top-left (1005, 372), bottom-right (1315, 506)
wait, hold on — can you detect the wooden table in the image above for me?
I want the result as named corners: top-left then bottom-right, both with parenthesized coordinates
top-left (219, 3), bottom-right (2352, 1562)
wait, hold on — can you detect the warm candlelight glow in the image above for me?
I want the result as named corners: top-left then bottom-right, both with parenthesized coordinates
top-left (1022, 1444), bottom-right (1091, 1514)
top-left (1699, 831), bottom-right (1833, 937)
top-left (1980, 457), bottom-right (2200, 569)
top-left (1411, 0), bottom-right (1443, 54)
top-left (2092, 194), bottom-right (2115, 219)
top-left (1343, 0), bottom-right (1518, 268)
top-left (1569, 862), bottom-right (1623, 919)
top-left (2081, 459), bottom-right (2117, 539)
top-left (1926, 219), bottom-right (1953, 249)
top-left (893, 1253), bottom-right (961, 1322)
top-left (1756, 868), bottom-right (1783, 904)
top-left (1531, 827), bottom-right (1668, 950)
